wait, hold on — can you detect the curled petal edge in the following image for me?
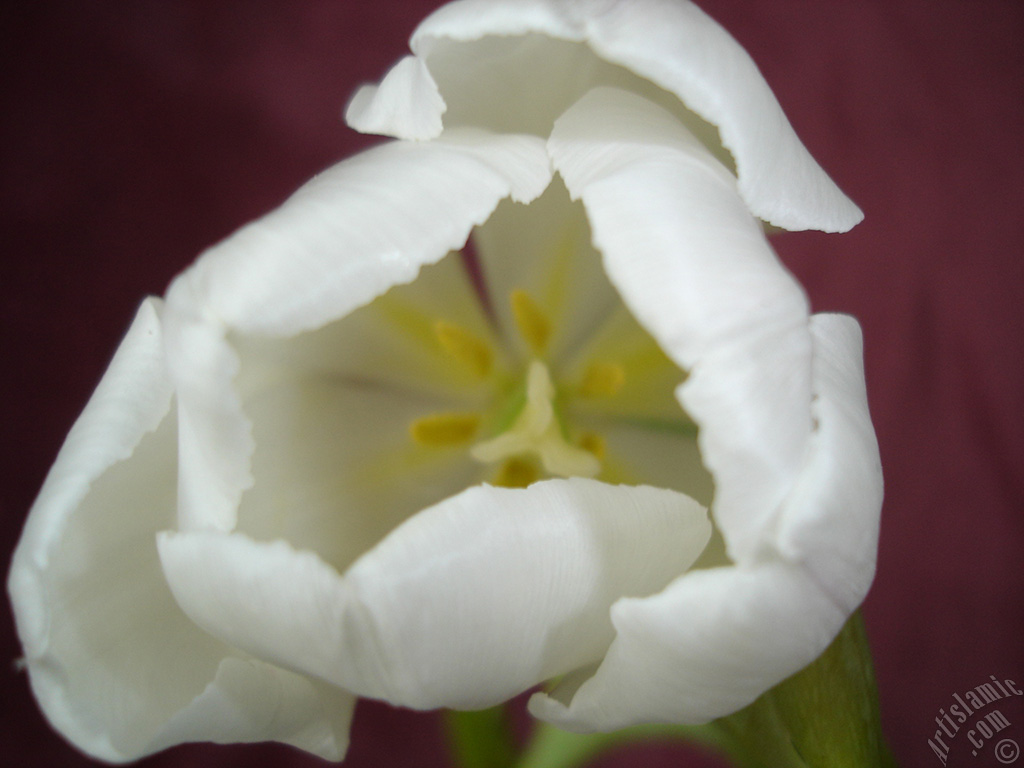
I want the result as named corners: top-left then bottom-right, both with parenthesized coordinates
top-left (775, 313), bottom-right (883, 612)
top-left (528, 314), bottom-right (882, 730)
top-left (350, 0), bottom-right (862, 232)
top-left (162, 130), bottom-right (552, 533)
top-left (157, 478), bottom-right (711, 712)
top-left (548, 86), bottom-right (813, 567)
top-left (8, 298), bottom-right (175, 760)
top-left (346, 55), bottom-right (447, 140)
top-left (8, 299), bottom-right (356, 761)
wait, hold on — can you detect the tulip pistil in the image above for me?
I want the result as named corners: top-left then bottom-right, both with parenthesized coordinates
top-left (471, 360), bottom-right (600, 479)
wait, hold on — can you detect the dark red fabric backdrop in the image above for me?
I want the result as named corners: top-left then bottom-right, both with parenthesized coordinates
top-left (2, 2), bottom-right (1021, 767)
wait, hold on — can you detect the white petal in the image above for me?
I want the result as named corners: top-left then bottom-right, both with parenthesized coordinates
top-left (774, 314), bottom-right (883, 611)
top-left (9, 299), bottom-right (353, 761)
top-left (162, 309), bottom-right (250, 532)
top-left (679, 335), bottom-right (812, 563)
top-left (158, 479), bottom-right (710, 711)
top-left (146, 657), bottom-right (355, 762)
top-left (528, 559), bottom-right (844, 730)
top-left (549, 88), bottom-right (806, 361)
top-left (163, 130), bottom-right (552, 531)
top-left (234, 344), bottom-right (487, 572)
top-left (167, 129), bottom-right (551, 339)
top-left (408, 0), bottom-right (861, 231)
top-left (526, 321), bottom-right (880, 732)
top-left (234, 248), bottom-right (499, 401)
top-left (346, 56), bottom-right (446, 140)
top-left (414, 0), bottom-right (576, 42)
top-left (230, 249), bottom-right (498, 571)
top-left (10, 299), bottom-right (172, 585)
top-left (471, 177), bottom-right (622, 364)
top-left (7, 299), bottom-right (193, 760)
top-left (549, 87), bottom-right (812, 564)
top-left (585, 422), bottom-right (713, 508)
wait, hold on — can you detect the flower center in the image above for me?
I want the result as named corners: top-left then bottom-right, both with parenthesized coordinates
top-left (232, 185), bottom-right (713, 572)
top-left (404, 285), bottom-right (613, 487)
top-left (469, 359), bottom-right (600, 479)
top-left (400, 272), bottom-right (691, 490)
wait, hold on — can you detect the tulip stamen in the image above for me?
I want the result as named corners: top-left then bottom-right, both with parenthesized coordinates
top-left (492, 457), bottom-right (540, 488)
top-left (434, 320), bottom-right (493, 378)
top-left (410, 412), bottom-right (482, 446)
top-left (510, 289), bottom-right (551, 356)
top-left (577, 361), bottom-right (626, 398)
top-left (578, 432), bottom-right (607, 461)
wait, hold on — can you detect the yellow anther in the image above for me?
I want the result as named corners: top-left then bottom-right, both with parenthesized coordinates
top-left (410, 412), bottom-right (481, 446)
top-left (578, 432), bottom-right (607, 461)
top-left (510, 289), bottom-right (551, 355)
top-left (434, 320), bottom-right (492, 377)
top-left (493, 458), bottom-right (540, 488)
top-left (578, 361), bottom-right (626, 398)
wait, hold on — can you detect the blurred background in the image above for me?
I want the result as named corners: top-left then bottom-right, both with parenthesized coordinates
top-left (2, 1), bottom-right (1021, 766)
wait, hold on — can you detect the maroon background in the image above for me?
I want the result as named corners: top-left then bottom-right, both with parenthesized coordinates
top-left (1, 2), bottom-right (1021, 767)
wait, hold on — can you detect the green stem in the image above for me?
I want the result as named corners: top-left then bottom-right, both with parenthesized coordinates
top-left (749, 611), bottom-right (898, 768)
top-left (510, 611), bottom-right (896, 768)
top-left (515, 721), bottom-right (729, 768)
top-left (445, 708), bottom-right (518, 768)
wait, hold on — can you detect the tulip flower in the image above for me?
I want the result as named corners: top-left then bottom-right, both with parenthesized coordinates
top-left (8, 0), bottom-right (883, 764)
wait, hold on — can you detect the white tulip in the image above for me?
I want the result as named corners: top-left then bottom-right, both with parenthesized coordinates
top-left (8, 0), bottom-right (881, 762)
